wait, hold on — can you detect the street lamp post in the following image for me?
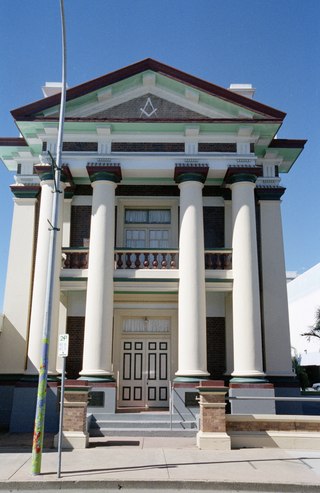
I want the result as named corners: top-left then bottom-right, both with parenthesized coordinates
top-left (31, 0), bottom-right (67, 475)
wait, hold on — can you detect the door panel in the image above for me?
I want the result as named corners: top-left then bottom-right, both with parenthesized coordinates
top-left (119, 338), bottom-right (169, 407)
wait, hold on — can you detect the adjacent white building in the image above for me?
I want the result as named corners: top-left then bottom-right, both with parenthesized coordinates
top-left (0, 59), bottom-right (306, 432)
top-left (288, 263), bottom-right (320, 367)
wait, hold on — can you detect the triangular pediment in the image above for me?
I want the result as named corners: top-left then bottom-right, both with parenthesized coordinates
top-left (70, 93), bottom-right (212, 120)
top-left (11, 59), bottom-right (286, 122)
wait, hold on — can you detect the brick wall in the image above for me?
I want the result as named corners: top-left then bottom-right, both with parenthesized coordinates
top-left (227, 417), bottom-right (320, 433)
top-left (70, 206), bottom-right (91, 247)
top-left (116, 185), bottom-right (180, 196)
top-left (69, 189), bottom-right (226, 248)
top-left (207, 317), bottom-right (226, 379)
top-left (73, 184), bottom-right (227, 197)
top-left (111, 142), bottom-right (184, 152)
top-left (203, 207), bottom-right (224, 248)
top-left (66, 317), bottom-right (85, 379)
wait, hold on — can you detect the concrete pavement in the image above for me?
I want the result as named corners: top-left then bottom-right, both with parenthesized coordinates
top-left (0, 435), bottom-right (320, 491)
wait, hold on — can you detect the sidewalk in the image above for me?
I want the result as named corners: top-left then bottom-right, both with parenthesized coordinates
top-left (0, 434), bottom-right (320, 492)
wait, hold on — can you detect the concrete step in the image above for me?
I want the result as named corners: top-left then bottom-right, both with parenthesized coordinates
top-left (90, 419), bottom-right (197, 430)
top-left (89, 427), bottom-right (198, 437)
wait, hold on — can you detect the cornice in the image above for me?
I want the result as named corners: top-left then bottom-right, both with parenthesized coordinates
top-left (10, 185), bottom-right (40, 198)
top-left (255, 186), bottom-right (286, 201)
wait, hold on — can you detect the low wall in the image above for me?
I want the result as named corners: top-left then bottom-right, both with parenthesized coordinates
top-left (227, 414), bottom-right (320, 449)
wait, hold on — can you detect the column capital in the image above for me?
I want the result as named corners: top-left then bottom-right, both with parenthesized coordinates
top-left (10, 185), bottom-right (40, 199)
top-left (174, 163), bottom-right (209, 184)
top-left (64, 185), bottom-right (76, 199)
top-left (34, 164), bottom-right (54, 182)
top-left (86, 163), bottom-right (122, 183)
top-left (34, 164), bottom-right (73, 185)
top-left (224, 166), bottom-right (263, 185)
top-left (255, 186), bottom-right (286, 201)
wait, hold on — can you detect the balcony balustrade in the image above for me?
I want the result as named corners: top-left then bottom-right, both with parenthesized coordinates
top-left (61, 247), bottom-right (232, 271)
top-left (205, 250), bottom-right (232, 270)
top-left (114, 249), bottom-right (179, 270)
top-left (62, 248), bottom-right (89, 269)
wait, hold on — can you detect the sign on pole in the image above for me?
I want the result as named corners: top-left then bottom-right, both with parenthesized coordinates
top-left (58, 334), bottom-right (69, 358)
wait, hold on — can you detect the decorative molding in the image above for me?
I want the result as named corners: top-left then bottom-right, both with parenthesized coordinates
top-left (86, 163), bottom-right (122, 183)
top-left (174, 163), bottom-right (209, 184)
top-left (255, 186), bottom-right (286, 201)
top-left (224, 165), bottom-right (263, 185)
top-left (10, 185), bottom-right (40, 198)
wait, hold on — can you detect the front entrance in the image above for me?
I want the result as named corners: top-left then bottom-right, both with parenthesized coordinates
top-left (119, 338), bottom-right (170, 408)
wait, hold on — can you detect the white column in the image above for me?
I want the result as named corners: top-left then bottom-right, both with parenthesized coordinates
top-left (26, 172), bottom-right (65, 375)
top-left (175, 177), bottom-right (209, 378)
top-left (259, 193), bottom-right (293, 376)
top-left (0, 189), bottom-right (39, 373)
top-left (230, 175), bottom-right (264, 378)
top-left (80, 177), bottom-right (117, 379)
top-left (62, 196), bottom-right (73, 247)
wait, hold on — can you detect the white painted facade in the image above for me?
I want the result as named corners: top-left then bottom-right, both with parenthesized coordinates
top-left (0, 60), bottom-right (306, 429)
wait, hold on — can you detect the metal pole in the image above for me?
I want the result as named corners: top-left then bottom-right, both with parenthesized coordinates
top-left (170, 382), bottom-right (173, 431)
top-left (57, 356), bottom-right (66, 479)
top-left (31, 0), bottom-right (67, 475)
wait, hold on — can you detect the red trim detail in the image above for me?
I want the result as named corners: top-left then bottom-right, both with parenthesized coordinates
top-left (230, 383), bottom-right (274, 389)
top-left (0, 137), bottom-right (28, 146)
top-left (269, 138), bottom-right (307, 149)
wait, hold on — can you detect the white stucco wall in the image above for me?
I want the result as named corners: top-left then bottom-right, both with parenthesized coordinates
top-left (287, 263), bottom-right (320, 365)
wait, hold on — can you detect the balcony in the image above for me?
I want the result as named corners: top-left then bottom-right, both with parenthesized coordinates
top-left (61, 247), bottom-right (232, 271)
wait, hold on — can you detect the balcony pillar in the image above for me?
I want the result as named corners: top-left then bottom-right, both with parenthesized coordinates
top-left (26, 166), bottom-right (67, 375)
top-left (257, 188), bottom-right (293, 377)
top-left (80, 165), bottom-right (121, 380)
top-left (174, 165), bottom-right (209, 380)
top-left (225, 167), bottom-right (265, 379)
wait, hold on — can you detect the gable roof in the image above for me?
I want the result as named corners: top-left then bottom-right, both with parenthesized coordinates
top-left (11, 58), bottom-right (286, 121)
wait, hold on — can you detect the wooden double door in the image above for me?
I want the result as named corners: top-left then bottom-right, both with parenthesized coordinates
top-left (119, 337), bottom-right (170, 408)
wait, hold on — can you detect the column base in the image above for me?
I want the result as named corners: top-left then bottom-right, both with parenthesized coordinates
top-left (175, 370), bottom-right (210, 381)
top-left (78, 370), bottom-right (115, 382)
top-left (197, 431), bottom-right (231, 450)
top-left (54, 431), bottom-right (89, 449)
top-left (230, 372), bottom-right (269, 383)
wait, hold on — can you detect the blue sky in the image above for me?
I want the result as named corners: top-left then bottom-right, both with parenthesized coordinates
top-left (0, 0), bottom-right (319, 309)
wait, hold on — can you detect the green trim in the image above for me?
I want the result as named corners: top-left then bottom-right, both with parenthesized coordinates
top-left (228, 173), bottom-right (257, 184)
top-left (113, 277), bottom-right (179, 283)
top-left (60, 277), bottom-right (88, 281)
top-left (62, 247), bottom-right (89, 251)
top-left (114, 290), bottom-right (178, 294)
top-left (11, 187), bottom-right (40, 199)
top-left (196, 387), bottom-right (228, 393)
top-left (89, 171), bottom-right (121, 183)
top-left (205, 279), bottom-right (233, 283)
top-left (115, 248), bottom-right (178, 252)
top-left (78, 376), bottom-right (115, 382)
top-left (174, 376), bottom-right (208, 383)
top-left (175, 172), bottom-right (207, 184)
top-left (230, 377), bottom-right (269, 384)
